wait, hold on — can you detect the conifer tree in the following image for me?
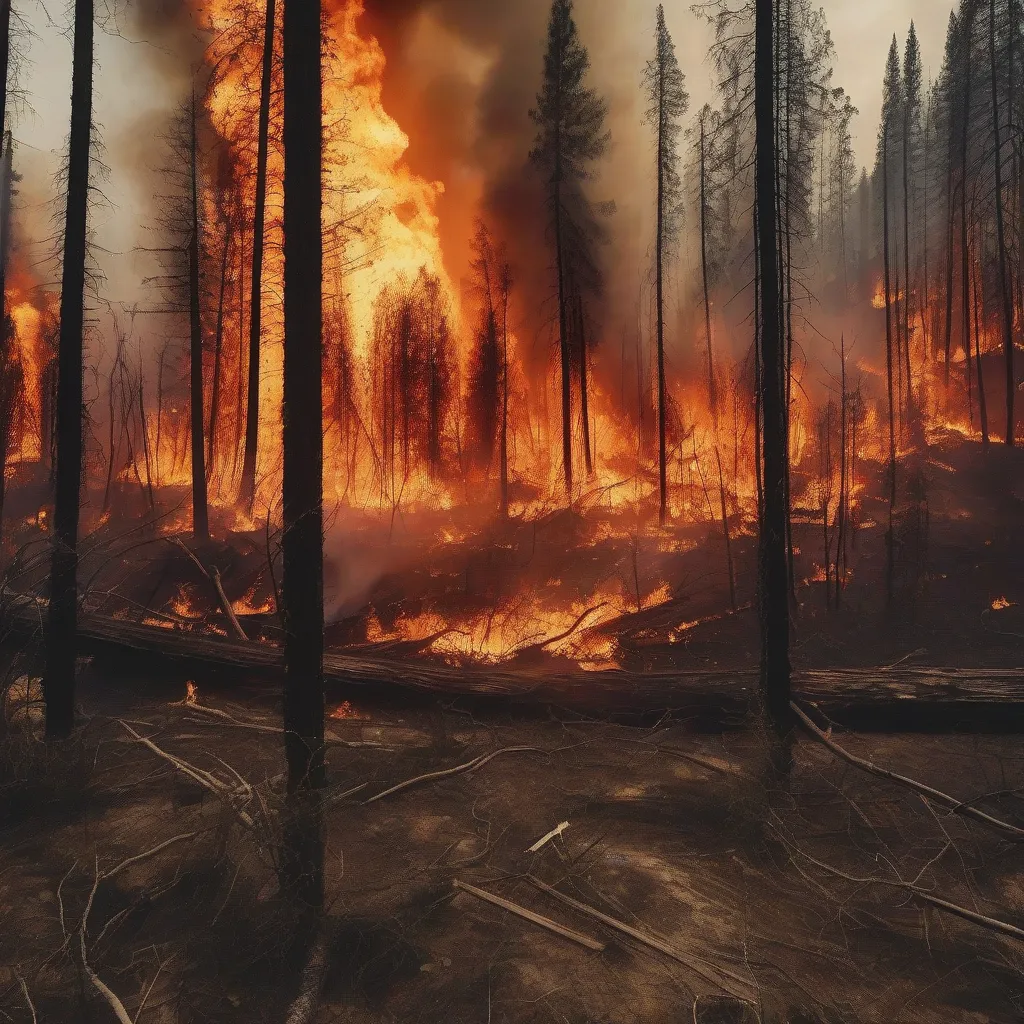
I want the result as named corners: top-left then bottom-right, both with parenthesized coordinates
top-left (530, 0), bottom-right (609, 496)
top-left (643, 3), bottom-right (688, 525)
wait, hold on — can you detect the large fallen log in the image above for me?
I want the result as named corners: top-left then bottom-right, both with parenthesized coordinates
top-left (9, 609), bottom-right (1024, 729)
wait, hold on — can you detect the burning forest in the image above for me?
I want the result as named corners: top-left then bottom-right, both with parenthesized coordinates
top-left (2, 0), bottom-right (1024, 1021)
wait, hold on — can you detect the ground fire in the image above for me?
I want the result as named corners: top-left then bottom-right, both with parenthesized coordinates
top-left (2, 1), bottom-right (1024, 1021)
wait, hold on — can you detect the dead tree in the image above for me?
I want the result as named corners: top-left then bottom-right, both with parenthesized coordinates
top-left (45, 0), bottom-right (93, 740)
top-left (468, 220), bottom-right (500, 475)
top-left (755, 0), bottom-right (791, 731)
top-left (990, 0), bottom-right (1015, 444)
top-left (188, 90), bottom-right (209, 540)
top-left (239, 0), bottom-right (276, 511)
top-left (0, 129), bottom-right (16, 543)
top-left (881, 37), bottom-right (900, 589)
top-left (208, 207), bottom-right (234, 480)
top-left (499, 260), bottom-right (513, 515)
top-left (902, 24), bottom-right (921, 415)
top-left (281, 0), bottom-right (325, 827)
top-left (643, 4), bottom-right (688, 523)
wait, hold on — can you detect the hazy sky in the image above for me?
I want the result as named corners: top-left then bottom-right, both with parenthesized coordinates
top-left (10, 0), bottom-right (956, 308)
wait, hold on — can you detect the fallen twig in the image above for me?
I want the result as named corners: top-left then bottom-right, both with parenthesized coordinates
top-left (80, 929), bottom-right (133, 1024)
top-left (453, 880), bottom-right (605, 951)
top-left (527, 821), bottom-right (570, 854)
top-left (170, 538), bottom-right (249, 642)
top-left (364, 747), bottom-right (542, 805)
top-left (776, 827), bottom-right (1024, 943)
top-left (527, 876), bottom-right (757, 1001)
top-left (117, 720), bottom-right (255, 828)
top-left (791, 701), bottom-right (1024, 839)
top-left (15, 970), bottom-right (37, 1024)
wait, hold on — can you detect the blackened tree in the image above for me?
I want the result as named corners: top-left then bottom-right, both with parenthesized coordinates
top-left (44, 0), bottom-right (93, 740)
top-left (530, 0), bottom-right (609, 496)
top-left (643, 3), bottom-right (689, 525)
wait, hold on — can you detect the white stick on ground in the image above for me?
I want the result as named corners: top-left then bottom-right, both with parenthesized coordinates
top-left (527, 821), bottom-right (570, 853)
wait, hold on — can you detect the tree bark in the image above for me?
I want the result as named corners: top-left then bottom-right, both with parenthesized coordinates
top-left (990, 0), bottom-right (1015, 445)
top-left (755, 0), bottom-right (791, 732)
top-left (883, 121), bottom-right (897, 593)
top-left (971, 218), bottom-right (989, 444)
top-left (281, 0), bottom-right (325, 799)
top-left (44, 0), bottom-right (93, 740)
top-left (577, 292), bottom-right (593, 478)
top-left (189, 92), bottom-right (209, 541)
top-left (902, 83), bottom-right (913, 415)
top-left (239, 0), bottom-right (276, 512)
top-left (700, 113), bottom-right (717, 418)
top-left (655, 50), bottom-right (667, 524)
top-left (0, 131), bottom-right (13, 542)
top-left (943, 92), bottom-right (955, 385)
top-left (208, 212), bottom-right (233, 479)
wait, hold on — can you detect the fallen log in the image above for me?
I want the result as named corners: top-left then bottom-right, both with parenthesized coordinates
top-left (9, 609), bottom-right (1024, 730)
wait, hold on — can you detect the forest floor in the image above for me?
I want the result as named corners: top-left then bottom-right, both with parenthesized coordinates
top-left (2, 666), bottom-right (1023, 1023)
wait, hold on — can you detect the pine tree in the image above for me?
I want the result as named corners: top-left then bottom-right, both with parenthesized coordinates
top-left (643, 4), bottom-right (689, 525)
top-left (44, 0), bottom-right (93, 740)
top-left (530, 0), bottom-right (609, 496)
top-left (902, 23), bottom-right (922, 413)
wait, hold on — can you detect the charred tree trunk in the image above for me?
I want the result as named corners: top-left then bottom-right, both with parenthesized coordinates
top-left (943, 103), bottom-right (956, 385)
top-left (44, 0), bottom-right (93, 741)
top-left (972, 223), bottom-right (989, 444)
top-left (753, 201), bottom-right (764, 521)
top-left (239, 0), bottom-right (276, 512)
top-left (554, 166), bottom-right (572, 496)
top-left (655, 50), bottom-right (668, 524)
top-left (577, 292), bottom-right (593, 479)
top-left (189, 93), bottom-right (209, 541)
top-left (700, 113), bottom-right (717, 418)
top-left (500, 268), bottom-right (510, 517)
top-left (0, 131), bottom-right (14, 542)
top-left (990, 0), bottom-right (1015, 445)
top-left (755, 0), bottom-right (791, 733)
top-left (960, 14), bottom-right (974, 419)
top-left (883, 120), bottom-right (897, 593)
top-left (836, 335), bottom-right (848, 607)
top-left (902, 91), bottom-right (913, 415)
top-left (208, 213), bottom-right (233, 479)
top-left (281, 0), bottom-right (325, 907)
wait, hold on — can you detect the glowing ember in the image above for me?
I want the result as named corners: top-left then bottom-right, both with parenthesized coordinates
top-left (329, 701), bottom-right (367, 721)
top-left (991, 597), bottom-right (1014, 611)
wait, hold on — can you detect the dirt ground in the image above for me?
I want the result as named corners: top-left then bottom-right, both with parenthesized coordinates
top-left (2, 665), bottom-right (1023, 1024)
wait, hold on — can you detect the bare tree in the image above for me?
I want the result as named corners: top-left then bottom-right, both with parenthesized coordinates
top-left (239, 0), bottom-right (276, 511)
top-left (755, 0), bottom-right (791, 732)
top-left (44, 0), bottom-right (93, 740)
top-left (281, 0), bottom-right (325, 848)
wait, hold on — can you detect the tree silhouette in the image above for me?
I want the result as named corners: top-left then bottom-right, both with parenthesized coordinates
top-left (643, 4), bottom-right (689, 525)
top-left (44, 0), bottom-right (93, 740)
top-left (530, 0), bottom-right (609, 496)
